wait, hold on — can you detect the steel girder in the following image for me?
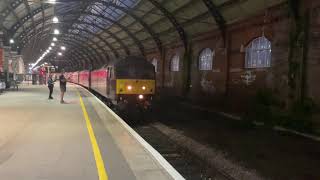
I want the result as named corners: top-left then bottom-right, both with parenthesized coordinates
top-left (19, 24), bottom-right (118, 59)
top-left (202, 0), bottom-right (226, 44)
top-left (16, 15), bottom-right (130, 56)
top-left (147, 0), bottom-right (188, 49)
top-left (5, 1), bottom-right (164, 55)
top-left (19, 29), bottom-right (110, 68)
top-left (23, 28), bottom-right (108, 68)
top-left (61, 38), bottom-right (107, 68)
top-left (61, 39), bottom-right (102, 68)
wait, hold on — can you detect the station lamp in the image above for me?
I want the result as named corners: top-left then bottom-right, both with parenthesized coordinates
top-left (49, 47), bottom-right (52, 50)
top-left (60, 46), bottom-right (66, 51)
top-left (9, 39), bottom-right (14, 44)
top-left (51, 43), bottom-right (55, 47)
top-left (53, 37), bottom-right (57, 41)
top-left (52, 16), bottom-right (59, 23)
top-left (58, 52), bottom-right (62, 56)
top-left (48, 0), bottom-right (56, 4)
top-left (53, 29), bottom-right (60, 35)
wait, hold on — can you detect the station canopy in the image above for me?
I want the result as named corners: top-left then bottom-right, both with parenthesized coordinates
top-left (0, 0), bottom-right (286, 69)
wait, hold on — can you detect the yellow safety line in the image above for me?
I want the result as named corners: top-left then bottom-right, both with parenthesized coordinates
top-left (78, 91), bottom-right (108, 180)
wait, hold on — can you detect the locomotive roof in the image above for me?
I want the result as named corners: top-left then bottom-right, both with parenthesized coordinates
top-left (115, 56), bottom-right (153, 69)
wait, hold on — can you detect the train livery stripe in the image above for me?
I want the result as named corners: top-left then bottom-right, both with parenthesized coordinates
top-left (78, 91), bottom-right (109, 180)
top-left (116, 79), bottom-right (155, 94)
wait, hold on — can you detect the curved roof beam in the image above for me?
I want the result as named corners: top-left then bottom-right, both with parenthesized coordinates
top-left (201, 0), bottom-right (226, 44)
top-left (15, 15), bottom-right (130, 56)
top-left (62, 35), bottom-right (108, 65)
top-left (19, 24), bottom-right (110, 62)
top-left (60, 39), bottom-right (102, 68)
top-left (18, 24), bottom-right (119, 58)
top-left (11, 12), bottom-right (142, 57)
top-left (20, 28), bottom-right (109, 67)
top-left (6, 2), bottom-right (164, 55)
top-left (147, 0), bottom-right (188, 49)
top-left (94, 1), bottom-right (162, 52)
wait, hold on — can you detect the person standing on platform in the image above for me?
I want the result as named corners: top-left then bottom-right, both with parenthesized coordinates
top-left (47, 74), bottom-right (54, 100)
top-left (59, 70), bottom-right (67, 104)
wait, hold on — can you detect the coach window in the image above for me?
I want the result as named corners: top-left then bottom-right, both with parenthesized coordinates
top-left (151, 58), bottom-right (158, 72)
top-left (245, 36), bottom-right (271, 68)
top-left (170, 54), bottom-right (180, 72)
top-left (199, 48), bottom-right (214, 71)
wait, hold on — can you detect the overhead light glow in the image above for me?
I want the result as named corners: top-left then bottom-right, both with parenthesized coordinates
top-left (60, 46), bottom-right (66, 51)
top-left (51, 43), bottom-right (55, 46)
top-left (48, 0), bottom-right (56, 4)
top-left (49, 47), bottom-right (52, 50)
top-left (52, 16), bottom-right (59, 23)
top-left (58, 52), bottom-right (62, 56)
top-left (53, 37), bottom-right (57, 41)
top-left (9, 39), bottom-right (14, 44)
top-left (53, 29), bottom-right (60, 35)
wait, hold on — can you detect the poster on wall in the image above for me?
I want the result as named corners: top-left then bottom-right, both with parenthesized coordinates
top-left (0, 48), bottom-right (3, 72)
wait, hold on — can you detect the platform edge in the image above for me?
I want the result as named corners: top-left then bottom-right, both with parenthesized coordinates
top-left (78, 85), bottom-right (185, 180)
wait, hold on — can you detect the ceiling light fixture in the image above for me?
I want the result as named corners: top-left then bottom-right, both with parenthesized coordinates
top-left (52, 16), bottom-right (59, 23)
top-left (53, 29), bottom-right (60, 35)
top-left (53, 37), bottom-right (57, 41)
top-left (61, 46), bottom-right (66, 51)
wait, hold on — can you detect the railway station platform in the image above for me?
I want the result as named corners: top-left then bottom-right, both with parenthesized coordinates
top-left (0, 84), bottom-right (183, 180)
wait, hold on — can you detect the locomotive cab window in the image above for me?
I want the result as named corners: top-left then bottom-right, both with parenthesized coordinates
top-left (170, 54), bottom-right (180, 72)
top-left (199, 48), bottom-right (214, 70)
top-left (245, 36), bottom-right (271, 68)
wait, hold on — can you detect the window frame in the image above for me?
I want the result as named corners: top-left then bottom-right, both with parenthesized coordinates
top-left (170, 54), bottom-right (180, 72)
top-left (245, 36), bottom-right (272, 69)
top-left (198, 48), bottom-right (214, 71)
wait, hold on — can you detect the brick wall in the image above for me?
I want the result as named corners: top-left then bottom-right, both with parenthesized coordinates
top-left (146, 1), bottom-right (320, 111)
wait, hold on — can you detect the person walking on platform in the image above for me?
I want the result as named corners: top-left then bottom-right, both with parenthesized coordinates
top-left (47, 74), bottom-right (55, 100)
top-left (59, 70), bottom-right (67, 104)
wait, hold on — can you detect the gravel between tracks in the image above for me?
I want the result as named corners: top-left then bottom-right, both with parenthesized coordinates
top-left (152, 122), bottom-right (265, 180)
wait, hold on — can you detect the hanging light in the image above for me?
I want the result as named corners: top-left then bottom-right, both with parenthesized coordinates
top-left (53, 29), bottom-right (60, 35)
top-left (49, 47), bottom-right (52, 50)
top-left (9, 39), bottom-right (14, 44)
top-left (58, 52), bottom-right (62, 56)
top-left (60, 46), bottom-right (66, 51)
top-left (53, 37), bottom-right (57, 41)
top-left (52, 16), bottom-right (59, 23)
top-left (48, 0), bottom-right (56, 4)
top-left (51, 43), bottom-right (55, 46)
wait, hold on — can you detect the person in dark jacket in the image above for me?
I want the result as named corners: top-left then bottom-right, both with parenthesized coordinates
top-left (47, 74), bottom-right (54, 99)
top-left (59, 70), bottom-right (67, 104)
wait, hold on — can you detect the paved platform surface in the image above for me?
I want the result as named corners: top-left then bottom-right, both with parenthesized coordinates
top-left (0, 84), bottom-right (181, 180)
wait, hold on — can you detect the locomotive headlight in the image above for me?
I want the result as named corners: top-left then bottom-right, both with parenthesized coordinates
top-left (138, 95), bottom-right (144, 100)
top-left (142, 86), bottom-right (146, 90)
top-left (127, 85), bottom-right (132, 90)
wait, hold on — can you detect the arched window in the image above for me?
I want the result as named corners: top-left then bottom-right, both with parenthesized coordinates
top-left (170, 54), bottom-right (180, 72)
top-left (199, 48), bottom-right (214, 70)
top-left (151, 58), bottom-right (158, 72)
top-left (245, 36), bottom-right (271, 68)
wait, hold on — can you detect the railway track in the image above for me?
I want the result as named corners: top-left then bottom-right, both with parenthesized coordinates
top-left (91, 90), bottom-right (236, 180)
top-left (133, 124), bottom-right (236, 180)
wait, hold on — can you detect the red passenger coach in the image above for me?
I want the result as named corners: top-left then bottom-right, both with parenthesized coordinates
top-left (69, 72), bottom-right (79, 84)
top-left (79, 70), bottom-right (90, 88)
top-left (91, 68), bottom-right (108, 97)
